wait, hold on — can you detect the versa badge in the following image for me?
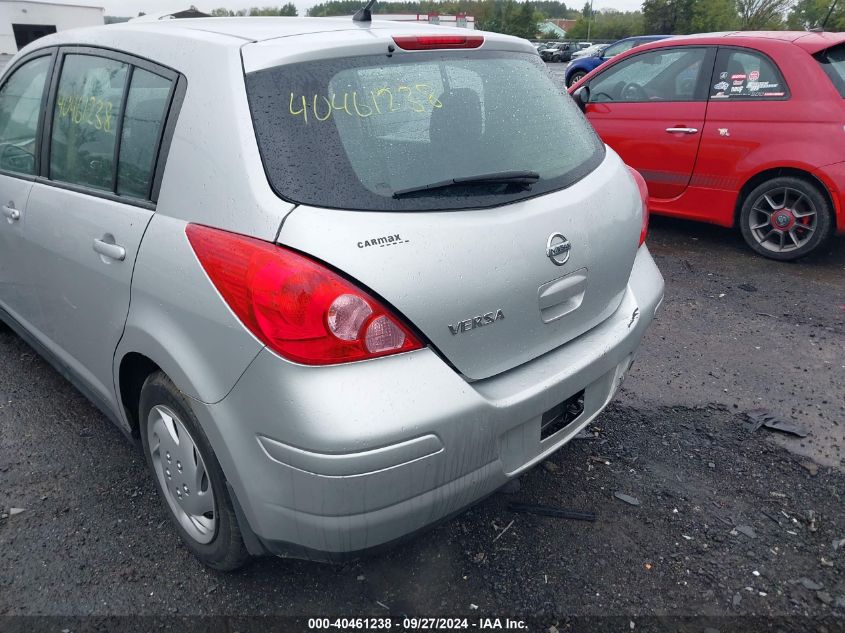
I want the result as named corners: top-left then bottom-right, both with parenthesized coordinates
top-left (448, 309), bottom-right (505, 335)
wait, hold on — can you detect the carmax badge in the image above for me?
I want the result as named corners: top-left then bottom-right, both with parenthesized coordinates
top-left (546, 232), bottom-right (571, 266)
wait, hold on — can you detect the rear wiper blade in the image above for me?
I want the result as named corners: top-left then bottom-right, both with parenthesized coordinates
top-left (393, 170), bottom-right (540, 198)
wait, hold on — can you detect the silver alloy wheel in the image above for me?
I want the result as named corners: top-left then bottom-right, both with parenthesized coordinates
top-left (748, 186), bottom-right (817, 253)
top-left (147, 405), bottom-right (216, 544)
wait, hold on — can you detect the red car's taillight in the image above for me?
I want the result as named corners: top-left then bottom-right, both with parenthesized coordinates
top-left (392, 35), bottom-right (483, 50)
top-left (627, 166), bottom-right (649, 246)
top-left (186, 224), bottom-right (423, 365)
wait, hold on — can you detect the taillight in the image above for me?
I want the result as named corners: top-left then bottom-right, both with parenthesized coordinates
top-left (186, 224), bottom-right (423, 365)
top-left (627, 166), bottom-right (649, 246)
top-left (392, 35), bottom-right (483, 50)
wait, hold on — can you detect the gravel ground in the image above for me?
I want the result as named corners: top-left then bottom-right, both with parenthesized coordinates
top-left (1, 216), bottom-right (843, 628)
top-left (1, 203), bottom-right (844, 626)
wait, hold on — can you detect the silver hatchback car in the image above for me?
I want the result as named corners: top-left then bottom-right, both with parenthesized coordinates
top-left (0, 17), bottom-right (663, 569)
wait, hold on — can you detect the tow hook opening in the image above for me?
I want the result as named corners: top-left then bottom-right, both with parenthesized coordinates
top-left (540, 390), bottom-right (586, 441)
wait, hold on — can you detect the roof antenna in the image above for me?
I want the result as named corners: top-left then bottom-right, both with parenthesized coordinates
top-left (820, 0), bottom-right (838, 28)
top-left (353, 0), bottom-right (376, 22)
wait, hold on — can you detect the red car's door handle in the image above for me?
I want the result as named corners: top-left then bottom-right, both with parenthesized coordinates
top-left (665, 127), bottom-right (698, 134)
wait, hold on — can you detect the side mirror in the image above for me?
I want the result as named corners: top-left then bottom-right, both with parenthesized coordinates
top-left (572, 85), bottom-right (590, 113)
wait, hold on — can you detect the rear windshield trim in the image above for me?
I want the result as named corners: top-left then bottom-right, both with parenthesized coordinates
top-left (245, 50), bottom-right (605, 213)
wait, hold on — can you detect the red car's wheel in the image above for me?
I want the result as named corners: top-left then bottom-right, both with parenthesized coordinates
top-left (739, 176), bottom-right (833, 261)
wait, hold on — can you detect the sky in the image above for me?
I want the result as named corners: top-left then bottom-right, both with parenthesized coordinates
top-left (94, 0), bottom-right (644, 18)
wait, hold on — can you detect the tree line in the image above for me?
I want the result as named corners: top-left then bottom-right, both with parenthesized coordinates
top-left (209, 4), bottom-right (298, 15)
top-left (306, 0), bottom-right (578, 37)
top-left (550, 0), bottom-right (841, 39)
top-left (311, 0), bottom-right (844, 37)
top-left (112, 0), bottom-right (842, 39)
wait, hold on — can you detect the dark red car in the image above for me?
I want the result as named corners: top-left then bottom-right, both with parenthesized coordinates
top-left (569, 31), bottom-right (845, 260)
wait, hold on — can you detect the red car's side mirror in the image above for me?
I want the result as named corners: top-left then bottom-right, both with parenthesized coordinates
top-left (572, 85), bottom-right (590, 113)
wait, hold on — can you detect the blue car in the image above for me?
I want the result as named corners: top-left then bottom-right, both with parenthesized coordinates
top-left (564, 35), bottom-right (671, 87)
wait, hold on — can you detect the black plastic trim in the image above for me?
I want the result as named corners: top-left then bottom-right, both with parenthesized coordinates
top-left (32, 176), bottom-right (156, 210)
top-left (110, 64), bottom-right (135, 194)
top-left (150, 74), bottom-right (186, 203)
top-left (226, 481), bottom-right (268, 557)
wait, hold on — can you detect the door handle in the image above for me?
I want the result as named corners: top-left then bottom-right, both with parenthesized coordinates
top-left (93, 238), bottom-right (126, 262)
top-left (665, 127), bottom-right (698, 134)
top-left (2, 205), bottom-right (20, 222)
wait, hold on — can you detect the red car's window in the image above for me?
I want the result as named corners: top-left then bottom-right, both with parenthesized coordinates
top-left (815, 44), bottom-right (845, 98)
top-left (709, 48), bottom-right (788, 100)
top-left (589, 47), bottom-right (709, 103)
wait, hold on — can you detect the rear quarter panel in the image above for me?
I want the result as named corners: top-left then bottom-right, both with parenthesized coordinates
top-left (694, 42), bottom-right (845, 226)
top-left (114, 213), bottom-right (264, 408)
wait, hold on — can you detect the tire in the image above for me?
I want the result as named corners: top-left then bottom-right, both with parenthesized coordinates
top-left (739, 175), bottom-right (833, 261)
top-left (567, 70), bottom-right (587, 87)
top-left (139, 371), bottom-right (249, 570)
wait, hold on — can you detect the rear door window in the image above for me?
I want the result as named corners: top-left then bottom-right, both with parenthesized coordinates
top-left (246, 50), bottom-right (604, 212)
top-left (50, 54), bottom-right (129, 191)
top-left (117, 68), bottom-right (172, 199)
top-left (47, 52), bottom-right (174, 200)
top-left (0, 55), bottom-right (51, 175)
top-left (709, 48), bottom-right (788, 100)
top-left (603, 40), bottom-right (637, 59)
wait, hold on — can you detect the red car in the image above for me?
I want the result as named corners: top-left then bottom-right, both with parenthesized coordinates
top-left (569, 31), bottom-right (845, 260)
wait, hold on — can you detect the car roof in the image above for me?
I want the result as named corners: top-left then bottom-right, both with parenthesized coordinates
top-left (633, 30), bottom-right (845, 55)
top-left (30, 16), bottom-right (485, 48)
top-left (620, 35), bottom-right (670, 42)
top-left (16, 16), bottom-right (534, 74)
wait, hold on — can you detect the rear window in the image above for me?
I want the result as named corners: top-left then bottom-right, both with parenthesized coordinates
top-left (246, 50), bottom-right (604, 211)
top-left (709, 48), bottom-right (788, 100)
top-left (816, 44), bottom-right (845, 98)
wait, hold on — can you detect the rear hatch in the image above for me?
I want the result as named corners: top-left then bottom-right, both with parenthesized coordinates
top-left (243, 28), bottom-right (643, 380)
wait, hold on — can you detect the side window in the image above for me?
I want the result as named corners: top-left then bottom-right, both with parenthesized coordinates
top-left (709, 49), bottom-right (788, 100)
top-left (0, 56), bottom-right (51, 175)
top-left (816, 44), bottom-right (845, 98)
top-left (590, 48), bottom-right (708, 103)
top-left (48, 53), bottom-right (174, 199)
top-left (117, 69), bottom-right (172, 199)
top-left (603, 40), bottom-right (635, 59)
top-left (50, 54), bottom-right (129, 191)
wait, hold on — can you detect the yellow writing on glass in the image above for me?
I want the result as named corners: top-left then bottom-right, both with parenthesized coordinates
top-left (288, 84), bottom-right (443, 124)
top-left (56, 93), bottom-right (115, 132)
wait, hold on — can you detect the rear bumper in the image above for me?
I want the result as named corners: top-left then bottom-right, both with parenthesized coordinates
top-left (191, 246), bottom-right (664, 559)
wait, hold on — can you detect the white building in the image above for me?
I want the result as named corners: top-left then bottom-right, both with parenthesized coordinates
top-left (0, 0), bottom-right (104, 55)
top-left (375, 14), bottom-right (476, 29)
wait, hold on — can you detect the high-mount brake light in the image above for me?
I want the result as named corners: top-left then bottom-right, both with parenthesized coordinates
top-left (186, 224), bottom-right (423, 365)
top-left (627, 166), bottom-right (649, 246)
top-left (392, 35), bottom-right (484, 50)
